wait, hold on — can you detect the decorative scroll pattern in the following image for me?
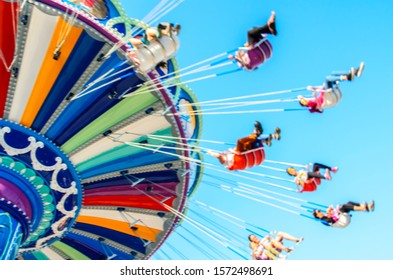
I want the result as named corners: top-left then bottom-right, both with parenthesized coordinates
top-left (0, 125), bottom-right (81, 251)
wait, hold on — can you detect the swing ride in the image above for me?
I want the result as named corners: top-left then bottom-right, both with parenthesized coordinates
top-left (0, 0), bottom-right (371, 261)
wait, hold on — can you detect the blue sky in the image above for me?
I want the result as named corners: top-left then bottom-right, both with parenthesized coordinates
top-left (122, 0), bottom-right (393, 260)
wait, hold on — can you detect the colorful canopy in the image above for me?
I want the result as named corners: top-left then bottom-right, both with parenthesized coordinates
top-left (0, 0), bottom-right (203, 260)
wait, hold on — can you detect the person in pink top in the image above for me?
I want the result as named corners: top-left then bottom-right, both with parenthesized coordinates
top-left (298, 62), bottom-right (365, 113)
top-left (301, 87), bottom-right (327, 113)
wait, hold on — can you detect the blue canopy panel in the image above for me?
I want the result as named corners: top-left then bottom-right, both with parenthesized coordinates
top-left (65, 231), bottom-right (134, 260)
top-left (78, 148), bottom-right (179, 179)
top-left (31, 30), bottom-right (105, 131)
top-left (44, 54), bottom-right (122, 140)
top-left (60, 236), bottom-right (108, 259)
top-left (73, 222), bottom-right (147, 254)
top-left (52, 70), bottom-right (143, 146)
top-left (18, 252), bottom-right (38, 260)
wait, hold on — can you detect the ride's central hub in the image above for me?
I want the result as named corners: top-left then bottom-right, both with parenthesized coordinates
top-left (0, 119), bottom-right (82, 257)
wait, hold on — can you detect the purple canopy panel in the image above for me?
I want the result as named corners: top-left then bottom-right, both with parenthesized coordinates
top-left (0, 178), bottom-right (33, 220)
top-left (84, 182), bottom-right (178, 197)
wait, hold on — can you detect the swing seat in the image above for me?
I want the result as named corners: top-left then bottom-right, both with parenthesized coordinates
top-left (238, 38), bottom-right (273, 71)
top-left (228, 144), bottom-right (265, 171)
top-left (321, 87), bottom-right (342, 108)
top-left (300, 177), bottom-right (321, 192)
top-left (331, 213), bottom-right (351, 228)
top-left (79, 2), bottom-right (108, 20)
top-left (129, 34), bottom-right (180, 73)
top-left (263, 249), bottom-right (279, 260)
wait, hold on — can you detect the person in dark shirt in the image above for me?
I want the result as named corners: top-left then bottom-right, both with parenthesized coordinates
top-left (228, 11), bottom-right (277, 70)
top-left (234, 121), bottom-right (281, 152)
top-left (313, 200), bottom-right (374, 226)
